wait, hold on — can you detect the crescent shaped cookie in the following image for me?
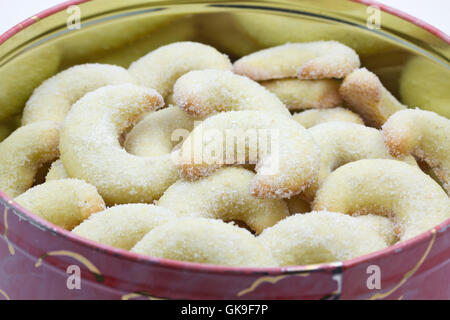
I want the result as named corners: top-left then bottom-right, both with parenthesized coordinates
top-left (382, 109), bottom-right (450, 193)
top-left (22, 64), bottom-right (137, 125)
top-left (339, 68), bottom-right (406, 127)
top-left (131, 218), bottom-right (277, 267)
top-left (258, 211), bottom-right (395, 265)
top-left (158, 167), bottom-right (289, 234)
top-left (129, 41), bottom-right (232, 98)
top-left (313, 159), bottom-right (450, 240)
top-left (72, 204), bottom-right (175, 250)
top-left (233, 41), bottom-right (360, 80)
top-left (178, 110), bottom-right (320, 198)
top-left (59, 84), bottom-right (178, 205)
top-left (14, 179), bottom-right (105, 230)
top-left (173, 69), bottom-right (290, 117)
top-left (0, 121), bottom-right (60, 198)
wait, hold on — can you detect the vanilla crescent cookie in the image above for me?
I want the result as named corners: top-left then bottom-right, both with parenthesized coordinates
top-left (300, 121), bottom-right (417, 200)
top-left (178, 110), bottom-right (320, 198)
top-left (22, 64), bottom-right (137, 125)
top-left (382, 109), bottom-right (450, 193)
top-left (158, 167), bottom-right (289, 234)
top-left (261, 78), bottom-right (342, 110)
top-left (292, 107), bottom-right (364, 128)
top-left (59, 84), bottom-right (179, 205)
top-left (14, 179), bottom-right (105, 230)
top-left (173, 69), bottom-right (290, 117)
top-left (233, 41), bottom-right (360, 80)
top-left (72, 204), bottom-right (175, 250)
top-left (339, 68), bottom-right (406, 127)
top-left (131, 218), bottom-right (277, 267)
top-left (128, 41), bottom-right (232, 98)
top-left (45, 159), bottom-right (69, 181)
top-left (313, 159), bottom-right (450, 240)
top-left (124, 106), bottom-right (196, 157)
top-left (0, 121), bottom-right (60, 198)
top-left (258, 211), bottom-right (395, 265)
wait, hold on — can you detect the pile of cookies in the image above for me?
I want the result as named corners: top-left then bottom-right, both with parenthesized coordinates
top-left (0, 41), bottom-right (448, 267)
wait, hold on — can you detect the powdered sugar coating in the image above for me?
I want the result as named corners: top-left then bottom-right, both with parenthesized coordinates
top-left (22, 64), bottom-right (137, 125)
top-left (258, 211), bottom-right (394, 265)
top-left (72, 204), bottom-right (175, 250)
top-left (158, 167), bottom-right (289, 234)
top-left (313, 159), bottom-right (450, 240)
top-left (233, 41), bottom-right (360, 80)
top-left (59, 84), bottom-right (175, 205)
top-left (173, 69), bottom-right (290, 117)
top-left (339, 68), bottom-right (406, 127)
top-left (131, 217), bottom-right (277, 267)
top-left (129, 41), bottom-right (232, 98)
top-left (14, 178), bottom-right (105, 230)
top-left (0, 121), bottom-right (60, 197)
top-left (382, 109), bottom-right (450, 194)
top-left (178, 110), bottom-right (320, 199)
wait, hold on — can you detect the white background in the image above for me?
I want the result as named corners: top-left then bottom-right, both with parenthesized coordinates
top-left (0, 0), bottom-right (449, 36)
